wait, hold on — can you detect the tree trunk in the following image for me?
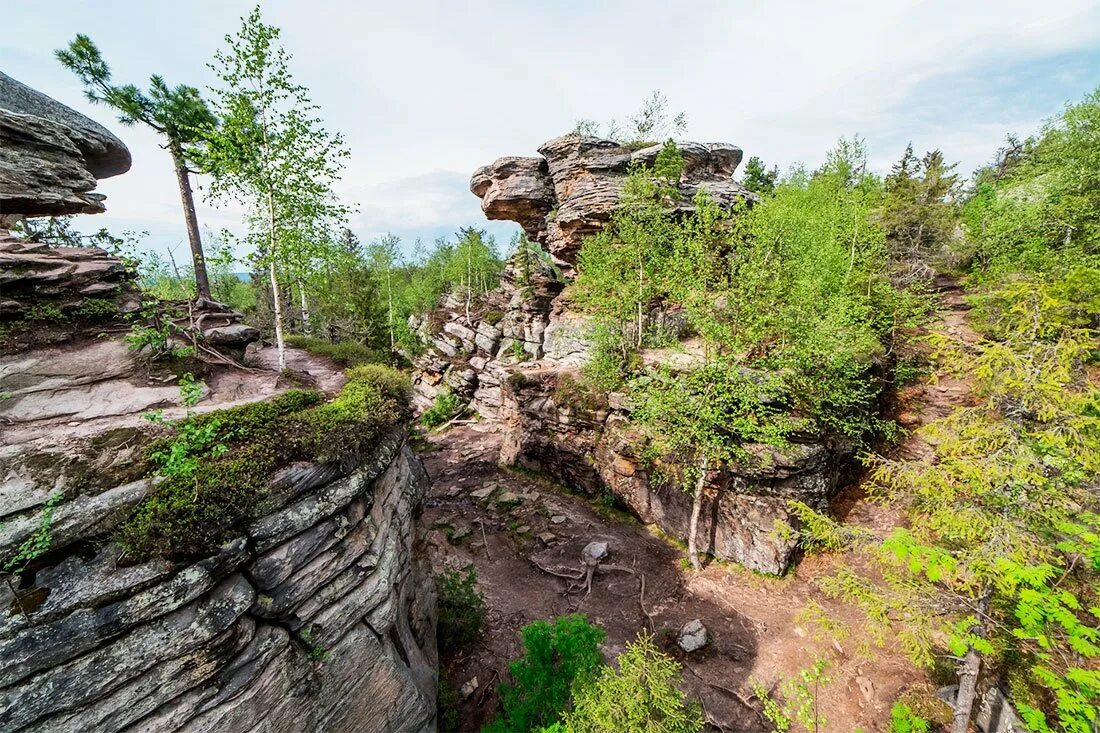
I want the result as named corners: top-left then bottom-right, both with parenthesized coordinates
top-left (687, 456), bottom-right (709, 571)
top-left (952, 588), bottom-right (992, 733)
top-left (386, 268), bottom-right (395, 355)
top-left (296, 278), bottom-right (310, 335)
top-left (169, 142), bottom-right (210, 301)
top-left (269, 260), bottom-right (286, 371)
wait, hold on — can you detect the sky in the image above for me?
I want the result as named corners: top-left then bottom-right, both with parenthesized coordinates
top-left (4, 0), bottom-right (1099, 263)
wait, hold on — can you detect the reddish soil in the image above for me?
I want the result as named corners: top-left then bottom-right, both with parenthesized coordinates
top-left (421, 278), bottom-right (976, 732)
top-left (421, 427), bottom-right (924, 732)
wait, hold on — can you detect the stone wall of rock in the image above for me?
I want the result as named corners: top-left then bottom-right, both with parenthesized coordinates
top-left (0, 428), bottom-right (437, 733)
top-left (498, 368), bottom-right (850, 575)
top-left (414, 133), bottom-right (852, 574)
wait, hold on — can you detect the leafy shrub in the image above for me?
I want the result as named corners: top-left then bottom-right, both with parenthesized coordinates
top-left (888, 702), bottom-right (930, 733)
top-left (437, 567), bottom-right (486, 657)
top-left (421, 390), bottom-right (460, 428)
top-left (487, 614), bottom-right (606, 732)
top-left (119, 365), bottom-right (410, 561)
top-left (561, 632), bottom-right (702, 733)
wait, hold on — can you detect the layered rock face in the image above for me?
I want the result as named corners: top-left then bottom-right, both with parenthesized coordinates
top-left (415, 133), bottom-right (849, 574)
top-left (0, 71), bottom-right (131, 218)
top-left (0, 430), bottom-right (437, 733)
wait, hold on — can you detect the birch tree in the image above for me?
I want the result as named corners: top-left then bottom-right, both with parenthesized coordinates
top-left (201, 6), bottom-right (349, 369)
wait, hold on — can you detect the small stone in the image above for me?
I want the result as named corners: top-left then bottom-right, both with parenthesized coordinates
top-left (459, 676), bottom-right (479, 699)
top-left (537, 532), bottom-right (556, 545)
top-left (582, 541), bottom-right (609, 566)
top-left (470, 487), bottom-right (494, 500)
top-left (677, 619), bottom-right (708, 653)
top-left (550, 515), bottom-right (567, 525)
top-left (516, 525), bottom-right (530, 534)
top-left (448, 526), bottom-right (472, 543)
top-left (497, 491), bottom-right (521, 506)
top-left (445, 486), bottom-right (462, 498)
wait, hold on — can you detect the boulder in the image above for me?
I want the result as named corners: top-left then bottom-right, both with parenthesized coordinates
top-left (203, 323), bottom-right (260, 348)
top-left (677, 619), bottom-right (708, 653)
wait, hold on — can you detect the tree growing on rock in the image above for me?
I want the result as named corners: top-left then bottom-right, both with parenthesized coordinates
top-left (575, 90), bottom-right (688, 145)
top-left (201, 5), bottom-right (350, 370)
top-left (56, 35), bottom-right (218, 300)
top-left (740, 155), bottom-right (779, 195)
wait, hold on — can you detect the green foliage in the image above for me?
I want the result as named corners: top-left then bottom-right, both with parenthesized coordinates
top-left (2, 491), bottom-right (63, 576)
top-left (573, 138), bottom-right (923, 446)
top-left (750, 657), bottom-right (831, 733)
top-left (741, 155), bottom-right (779, 195)
top-left (487, 614), bottom-right (606, 733)
top-left (202, 5), bottom-right (351, 368)
top-left (575, 89), bottom-right (687, 145)
top-left (284, 335), bottom-right (381, 367)
top-left (560, 632), bottom-right (702, 733)
top-left (878, 143), bottom-right (960, 278)
top-left (119, 365), bottom-right (409, 560)
top-left (421, 390), bottom-right (461, 429)
top-left (123, 301), bottom-right (194, 360)
top-left (888, 702), bottom-right (930, 733)
top-left (436, 568), bottom-right (487, 657)
top-left (56, 33), bottom-right (218, 298)
top-left (792, 89), bottom-right (1100, 729)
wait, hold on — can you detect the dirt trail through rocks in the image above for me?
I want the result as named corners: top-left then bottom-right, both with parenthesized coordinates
top-left (421, 278), bottom-right (977, 732)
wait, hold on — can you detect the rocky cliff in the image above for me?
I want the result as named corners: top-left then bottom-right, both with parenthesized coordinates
top-left (413, 133), bottom-right (850, 574)
top-left (1, 75), bottom-right (437, 732)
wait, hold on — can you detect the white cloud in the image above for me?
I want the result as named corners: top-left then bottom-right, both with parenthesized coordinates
top-left (5, 0), bottom-right (1098, 259)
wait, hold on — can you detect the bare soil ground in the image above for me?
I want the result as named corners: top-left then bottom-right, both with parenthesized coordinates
top-left (421, 426), bottom-right (923, 732)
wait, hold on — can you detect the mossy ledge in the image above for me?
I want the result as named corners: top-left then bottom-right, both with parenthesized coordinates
top-left (119, 364), bottom-right (412, 562)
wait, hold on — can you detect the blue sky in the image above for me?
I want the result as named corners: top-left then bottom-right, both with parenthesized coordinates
top-left (4, 0), bottom-right (1098, 263)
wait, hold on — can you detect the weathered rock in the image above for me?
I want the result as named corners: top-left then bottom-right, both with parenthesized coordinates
top-left (0, 439), bottom-right (437, 733)
top-left (0, 71), bottom-right (130, 217)
top-left (582, 540), bottom-right (609, 566)
top-left (203, 323), bottom-right (260, 348)
top-left (677, 619), bottom-right (708, 653)
top-left (472, 133), bottom-right (752, 264)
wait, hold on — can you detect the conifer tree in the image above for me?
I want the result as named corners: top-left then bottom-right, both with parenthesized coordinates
top-left (56, 35), bottom-right (217, 300)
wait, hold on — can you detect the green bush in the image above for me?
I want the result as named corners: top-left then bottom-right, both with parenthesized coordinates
top-left (284, 334), bottom-right (383, 367)
top-left (119, 365), bottom-right (410, 561)
top-left (421, 390), bottom-right (461, 428)
top-left (437, 567), bottom-right (486, 657)
top-left (487, 614), bottom-right (606, 733)
top-left (888, 702), bottom-right (930, 733)
top-left (561, 632), bottom-right (702, 733)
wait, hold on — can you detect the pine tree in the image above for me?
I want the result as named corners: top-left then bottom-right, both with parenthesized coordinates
top-left (56, 35), bottom-right (218, 300)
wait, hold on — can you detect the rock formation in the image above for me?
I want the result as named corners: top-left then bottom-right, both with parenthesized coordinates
top-left (0, 71), bottom-right (131, 218)
top-left (470, 133), bottom-right (751, 263)
top-left (1, 75), bottom-right (438, 732)
top-left (414, 133), bottom-right (850, 574)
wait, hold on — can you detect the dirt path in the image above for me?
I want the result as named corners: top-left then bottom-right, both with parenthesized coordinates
top-left (420, 278), bottom-right (977, 732)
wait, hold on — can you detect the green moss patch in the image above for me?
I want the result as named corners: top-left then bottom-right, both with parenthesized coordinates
top-left (119, 365), bottom-right (411, 562)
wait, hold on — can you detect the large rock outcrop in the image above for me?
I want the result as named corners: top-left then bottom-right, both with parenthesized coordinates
top-left (470, 133), bottom-right (752, 263)
top-left (1, 75), bottom-right (437, 732)
top-left (0, 71), bottom-right (131, 218)
top-left (415, 133), bottom-right (851, 574)
top-left (0, 426), bottom-right (437, 732)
